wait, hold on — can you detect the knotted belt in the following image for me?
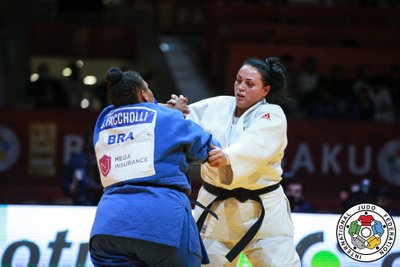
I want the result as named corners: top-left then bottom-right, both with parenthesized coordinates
top-left (196, 181), bottom-right (280, 262)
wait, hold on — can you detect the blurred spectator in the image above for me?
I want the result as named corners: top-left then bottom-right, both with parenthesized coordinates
top-left (352, 65), bottom-right (373, 94)
top-left (63, 61), bottom-right (85, 110)
top-left (340, 178), bottom-right (373, 212)
top-left (27, 63), bottom-right (69, 109)
top-left (284, 179), bottom-right (316, 213)
top-left (375, 186), bottom-right (398, 216)
top-left (368, 80), bottom-right (395, 122)
top-left (62, 129), bottom-right (103, 205)
top-left (345, 86), bottom-right (374, 121)
top-left (309, 87), bottom-right (340, 118)
top-left (297, 56), bottom-right (320, 116)
top-left (323, 64), bottom-right (351, 115)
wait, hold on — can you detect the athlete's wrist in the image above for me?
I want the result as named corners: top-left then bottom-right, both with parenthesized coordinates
top-left (225, 153), bottom-right (231, 166)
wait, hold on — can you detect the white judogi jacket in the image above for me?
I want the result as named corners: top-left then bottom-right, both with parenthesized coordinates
top-left (188, 96), bottom-right (294, 242)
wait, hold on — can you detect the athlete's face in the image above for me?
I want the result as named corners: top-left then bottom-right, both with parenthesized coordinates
top-left (234, 65), bottom-right (270, 117)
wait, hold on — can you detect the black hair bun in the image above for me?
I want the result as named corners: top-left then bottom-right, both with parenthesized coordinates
top-left (266, 57), bottom-right (278, 66)
top-left (105, 66), bottom-right (123, 87)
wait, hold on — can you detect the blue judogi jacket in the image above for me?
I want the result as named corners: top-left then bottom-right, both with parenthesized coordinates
top-left (90, 102), bottom-right (216, 262)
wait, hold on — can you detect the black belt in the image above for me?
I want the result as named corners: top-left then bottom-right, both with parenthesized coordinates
top-left (197, 182), bottom-right (280, 262)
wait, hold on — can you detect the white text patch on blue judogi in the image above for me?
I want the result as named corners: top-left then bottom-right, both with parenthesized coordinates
top-left (96, 107), bottom-right (157, 187)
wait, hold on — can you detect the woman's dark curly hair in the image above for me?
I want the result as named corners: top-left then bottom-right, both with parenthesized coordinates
top-left (105, 66), bottom-right (145, 107)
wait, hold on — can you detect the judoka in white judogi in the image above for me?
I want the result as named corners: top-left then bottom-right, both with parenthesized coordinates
top-left (188, 95), bottom-right (300, 267)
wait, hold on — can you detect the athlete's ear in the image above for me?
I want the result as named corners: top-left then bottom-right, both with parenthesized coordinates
top-left (263, 85), bottom-right (270, 98)
top-left (139, 90), bottom-right (148, 102)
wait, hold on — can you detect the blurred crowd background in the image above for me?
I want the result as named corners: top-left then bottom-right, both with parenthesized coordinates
top-left (0, 0), bottom-right (399, 215)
